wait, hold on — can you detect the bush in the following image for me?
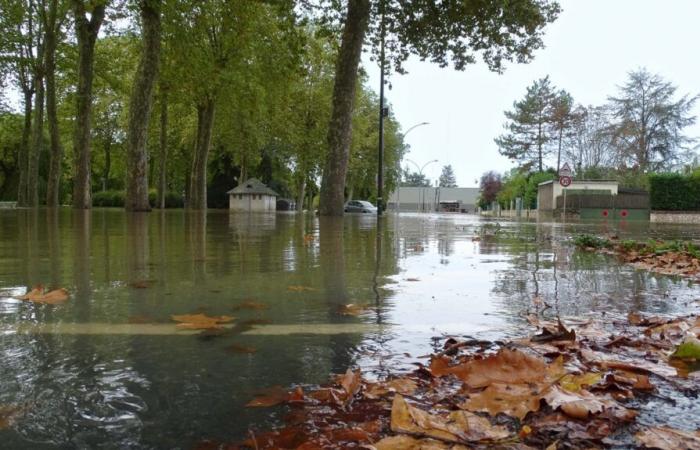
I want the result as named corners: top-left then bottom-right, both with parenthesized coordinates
top-left (92, 190), bottom-right (184, 208)
top-left (92, 190), bottom-right (125, 207)
top-left (649, 173), bottom-right (700, 210)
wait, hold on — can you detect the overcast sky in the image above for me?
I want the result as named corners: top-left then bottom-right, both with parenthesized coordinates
top-left (364, 0), bottom-right (700, 187)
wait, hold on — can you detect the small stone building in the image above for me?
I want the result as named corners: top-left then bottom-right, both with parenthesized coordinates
top-left (227, 178), bottom-right (278, 212)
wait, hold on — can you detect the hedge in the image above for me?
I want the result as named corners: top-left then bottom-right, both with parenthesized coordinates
top-left (649, 173), bottom-right (700, 210)
top-left (92, 190), bottom-right (184, 208)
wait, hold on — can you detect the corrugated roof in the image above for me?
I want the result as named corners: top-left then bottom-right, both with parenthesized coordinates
top-left (226, 178), bottom-right (278, 196)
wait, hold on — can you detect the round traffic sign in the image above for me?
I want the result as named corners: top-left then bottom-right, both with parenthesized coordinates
top-left (559, 176), bottom-right (572, 187)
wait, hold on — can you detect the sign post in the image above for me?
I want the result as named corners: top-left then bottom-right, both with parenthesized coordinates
top-left (559, 163), bottom-right (573, 222)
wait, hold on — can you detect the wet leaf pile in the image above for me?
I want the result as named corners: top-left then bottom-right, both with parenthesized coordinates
top-left (196, 312), bottom-right (699, 450)
top-left (13, 285), bottom-right (69, 304)
top-left (575, 234), bottom-right (700, 279)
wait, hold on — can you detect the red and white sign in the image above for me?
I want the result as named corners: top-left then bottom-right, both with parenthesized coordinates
top-left (559, 163), bottom-right (572, 177)
top-left (559, 176), bottom-right (572, 187)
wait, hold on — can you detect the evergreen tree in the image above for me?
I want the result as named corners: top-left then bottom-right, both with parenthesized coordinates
top-left (438, 164), bottom-right (457, 187)
top-left (496, 76), bottom-right (556, 172)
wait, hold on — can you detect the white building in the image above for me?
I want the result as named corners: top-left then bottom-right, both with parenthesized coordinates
top-left (387, 187), bottom-right (480, 213)
top-left (227, 178), bottom-right (278, 212)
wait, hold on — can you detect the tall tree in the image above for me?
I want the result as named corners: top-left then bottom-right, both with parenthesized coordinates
top-left (565, 105), bottom-right (615, 174)
top-left (479, 170), bottom-right (502, 205)
top-left (318, 0), bottom-right (561, 215)
top-left (607, 68), bottom-right (698, 172)
top-left (401, 170), bottom-right (430, 187)
top-left (1, 0), bottom-right (40, 205)
top-left (71, 0), bottom-right (106, 209)
top-left (496, 76), bottom-right (556, 172)
top-left (439, 164), bottom-right (457, 187)
top-left (318, 0), bottom-right (370, 216)
top-left (43, 0), bottom-right (67, 207)
top-left (156, 85), bottom-right (167, 209)
top-left (27, 3), bottom-right (44, 207)
top-left (549, 89), bottom-right (577, 173)
top-left (124, 0), bottom-right (161, 211)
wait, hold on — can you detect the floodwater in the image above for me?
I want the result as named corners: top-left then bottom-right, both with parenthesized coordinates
top-left (0, 209), bottom-right (698, 449)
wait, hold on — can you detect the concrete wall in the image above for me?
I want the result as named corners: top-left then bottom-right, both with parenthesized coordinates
top-left (229, 194), bottom-right (276, 212)
top-left (481, 208), bottom-right (538, 220)
top-left (650, 211), bottom-right (700, 224)
top-left (387, 187), bottom-right (479, 212)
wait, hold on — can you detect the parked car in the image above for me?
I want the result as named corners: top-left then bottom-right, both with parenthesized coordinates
top-left (344, 200), bottom-right (377, 213)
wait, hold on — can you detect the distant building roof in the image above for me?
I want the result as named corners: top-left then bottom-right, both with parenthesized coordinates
top-left (226, 178), bottom-right (278, 196)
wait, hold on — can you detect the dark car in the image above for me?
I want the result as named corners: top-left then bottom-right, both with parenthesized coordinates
top-left (344, 200), bottom-right (377, 213)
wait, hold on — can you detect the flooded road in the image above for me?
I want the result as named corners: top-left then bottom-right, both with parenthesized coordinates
top-left (0, 209), bottom-right (697, 448)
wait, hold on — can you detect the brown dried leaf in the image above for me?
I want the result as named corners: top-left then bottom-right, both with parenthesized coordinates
top-left (543, 385), bottom-right (635, 421)
top-left (460, 383), bottom-right (541, 420)
top-left (372, 435), bottom-right (465, 449)
top-left (431, 349), bottom-right (547, 388)
top-left (635, 426), bottom-right (700, 450)
top-left (287, 285), bottom-right (316, 292)
top-left (0, 405), bottom-right (24, 429)
top-left (15, 285), bottom-right (69, 304)
top-left (245, 386), bottom-right (303, 408)
top-left (338, 303), bottom-right (372, 316)
top-left (232, 300), bottom-right (268, 311)
top-left (224, 343), bottom-right (257, 354)
top-left (365, 377), bottom-right (419, 399)
top-left (171, 313), bottom-right (234, 330)
top-left (391, 394), bottom-right (510, 444)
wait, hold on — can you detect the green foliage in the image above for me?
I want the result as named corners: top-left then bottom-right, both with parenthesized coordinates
top-left (573, 234), bottom-right (613, 249)
top-left (649, 173), bottom-right (700, 210)
top-left (438, 165), bottom-right (457, 187)
top-left (93, 189), bottom-right (183, 208)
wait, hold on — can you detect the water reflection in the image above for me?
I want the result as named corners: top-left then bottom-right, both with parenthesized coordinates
top-left (0, 210), bottom-right (698, 448)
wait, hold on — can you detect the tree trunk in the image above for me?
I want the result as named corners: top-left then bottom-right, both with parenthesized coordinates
top-left (157, 87), bottom-right (168, 209)
top-left (296, 178), bottom-right (306, 212)
top-left (537, 122), bottom-right (543, 172)
top-left (188, 98), bottom-right (215, 210)
top-left (102, 133), bottom-right (112, 191)
top-left (125, 0), bottom-right (161, 212)
top-left (45, 0), bottom-right (63, 207)
top-left (18, 89), bottom-right (33, 206)
top-left (72, 0), bottom-right (106, 209)
top-left (28, 50), bottom-right (45, 208)
top-left (319, 0), bottom-right (370, 216)
top-left (556, 128), bottom-right (563, 174)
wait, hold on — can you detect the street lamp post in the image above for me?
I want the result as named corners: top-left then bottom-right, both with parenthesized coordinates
top-left (396, 122), bottom-right (429, 214)
top-left (405, 158), bottom-right (438, 212)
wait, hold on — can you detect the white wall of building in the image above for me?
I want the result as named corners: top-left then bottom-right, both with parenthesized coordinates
top-left (229, 194), bottom-right (276, 212)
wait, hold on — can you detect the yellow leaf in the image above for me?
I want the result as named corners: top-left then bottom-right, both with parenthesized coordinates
top-left (558, 372), bottom-right (602, 392)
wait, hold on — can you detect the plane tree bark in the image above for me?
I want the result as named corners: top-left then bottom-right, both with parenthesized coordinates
top-left (318, 0), bottom-right (370, 216)
top-left (44, 0), bottom-right (66, 207)
top-left (71, 0), bottom-right (106, 209)
top-left (125, 0), bottom-right (161, 211)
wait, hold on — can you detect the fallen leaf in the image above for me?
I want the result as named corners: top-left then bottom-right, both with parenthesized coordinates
top-left (372, 435), bottom-right (461, 449)
top-left (531, 319), bottom-right (576, 343)
top-left (671, 336), bottom-right (700, 359)
top-left (337, 368), bottom-right (362, 401)
top-left (287, 285), bottom-right (316, 292)
top-left (14, 285), bottom-right (69, 304)
top-left (635, 426), bottom-right (700, 450)
top-left (232, 300), bottom-right (268, 311)
top-left (171, 313), bottom-right (234, 330)
top-left (246, 386), bottom-right (301, 407)
top-left (405, 278), bottom-right (421, 282)
top-left (225, 343), bottom-right (257, 354)
top-left (338, 303), bottom-right (372, 316)
top-left (558, 372), bottom-right (603, 393)
top-left (0, 405), bottom-right (23, 429)
top-left (365, 377), bottom-right (419, 399)
top-left (543, 385), bottom-right (635, 421)
top-left (431, 349), bottom-right (547, 388)
top-left (460, 383), bottom-right (541, 420)
top-left (391, 394), bottom-right (510, 444)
